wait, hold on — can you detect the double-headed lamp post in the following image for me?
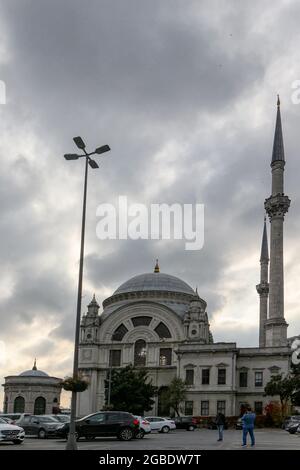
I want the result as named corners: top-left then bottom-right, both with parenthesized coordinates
top-left (64, 136), bottom-right (110, 450)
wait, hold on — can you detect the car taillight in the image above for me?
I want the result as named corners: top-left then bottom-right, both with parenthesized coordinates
top-left (133, 419), bottom-right (139, 426)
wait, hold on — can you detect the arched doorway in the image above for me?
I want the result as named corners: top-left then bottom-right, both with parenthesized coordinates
top-left (34, 396), bottom-right (46, 415)
top-left (14, 396), bottom-right (25, 413)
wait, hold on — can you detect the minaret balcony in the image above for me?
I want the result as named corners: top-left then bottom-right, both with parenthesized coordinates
top-left (264, 194), bottom-right (291, 219)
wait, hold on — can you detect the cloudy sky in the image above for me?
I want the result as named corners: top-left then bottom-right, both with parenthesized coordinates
top-left (0, 0), bottom-right (300, 408)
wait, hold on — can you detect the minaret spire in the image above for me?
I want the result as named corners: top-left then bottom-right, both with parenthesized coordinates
top-left (264, 96), bottom-right (290, 346)
top-left (271, 94), bottom-right (285, 165)
top-left (256, 216), bottom-right (269, 347)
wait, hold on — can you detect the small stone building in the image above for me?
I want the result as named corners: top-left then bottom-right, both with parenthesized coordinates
top-left (2, 360), bottom-right (62, 415)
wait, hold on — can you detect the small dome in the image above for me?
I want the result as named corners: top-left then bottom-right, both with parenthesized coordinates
top-left (19, 360), bottom-right (49, 377)
top-left (114, 272), bottom-right (195, 296)
top-left (19, 369), bottom-right (49, 377)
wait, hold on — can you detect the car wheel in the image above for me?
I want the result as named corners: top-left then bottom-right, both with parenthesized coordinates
top-left (136, 429), bottom-right (145, 439)
top-left (38, 429), bottom-right (47, 439)
top-left (160, 426), bottom-right (170, 433)
top-left (188, 425), bottom-right (195, 431)
top-left (12, 440), bottom-right (23, 445)
top-left (118, 427), bottom-right (134, 441)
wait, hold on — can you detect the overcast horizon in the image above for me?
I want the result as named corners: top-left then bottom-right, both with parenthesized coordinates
top-left (1, 0), bottom-right (300, 408)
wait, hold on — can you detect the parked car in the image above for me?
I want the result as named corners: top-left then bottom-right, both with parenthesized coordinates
top-left (57, 411), bottom-right (140, 441)
top-left (287, 420), bottom-right (300, 434)
top-left (0, 417), bottom-right (13, 424)
top-left (133, 416), bottom-right (151, 438)
top-left (0, 417), bottom-right (25, 445)
top-left (235, 418), bottom-right (243, 430)
top-left (16, 415), bottom-right (64, 439)
top-left (45, 414), bottom-right (70, 424)
top-left (144, 416), bottom-right (176, 433)
top-left (283, 415), bottom-right (300, 431)
top-left (0, 413), bottom-right (31, 424)
top-left (174, 416), bottom-right (197, 431)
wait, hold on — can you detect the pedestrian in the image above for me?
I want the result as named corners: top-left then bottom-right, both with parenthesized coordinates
top-left (241, 406), bottom-right (256, 447)
top-left (215, 411), bottom-right (226, 441)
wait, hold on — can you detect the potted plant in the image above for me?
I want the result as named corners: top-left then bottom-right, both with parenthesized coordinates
top-left (61, 375), bottom-right (89, 392)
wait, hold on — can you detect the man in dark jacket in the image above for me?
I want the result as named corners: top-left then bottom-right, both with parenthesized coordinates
top-left (215, 412), bottom-right (226, 441)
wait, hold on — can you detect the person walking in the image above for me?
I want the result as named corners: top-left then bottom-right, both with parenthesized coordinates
top-left (241, 407), bottom-right (256, 447)
top-left (215, 412), bottom-right (226, 441)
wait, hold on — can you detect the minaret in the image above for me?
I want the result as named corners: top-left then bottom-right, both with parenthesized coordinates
top-left (264, 96), bottom-right (290, 347)
top-left (256, 216), bottom-right (269, 347)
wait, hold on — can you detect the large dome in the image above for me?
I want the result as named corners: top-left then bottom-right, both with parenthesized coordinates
top-left (114, 272), bottom-right (195, 296)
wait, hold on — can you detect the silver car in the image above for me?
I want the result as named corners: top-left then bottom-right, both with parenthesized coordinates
top-left (0, 417), bottom-right (25, 445)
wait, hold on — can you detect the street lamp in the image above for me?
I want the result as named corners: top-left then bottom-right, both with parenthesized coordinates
top-left (64, 136), bottom-right (110, 450)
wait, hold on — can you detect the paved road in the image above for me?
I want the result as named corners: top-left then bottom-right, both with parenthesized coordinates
top-left (1, 429), bottom-right (300, 450)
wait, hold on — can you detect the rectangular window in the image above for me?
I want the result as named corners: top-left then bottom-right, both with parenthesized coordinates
top-left (217, 401), bottom-right (226, 415)
top-left (202, 369), bottom-right (210, 385)
top-left (185, 369), bottom-right (194, 386)
top-left (185, 401), bottom-right (193, 416)
top-left (255, 371), bottom-right (263, 387)
top-left (109, 349), bottom-right (121, 367)
top-left (239, 371), bottom-right (248, 387)
top-left (254, 402), bottom-right (263, 414)
top-left (159, 348), bottom-right (172, 366)
top-left (201, 401), bottom-right (209, 416)
top-left (218, 368), bottom-right (226, 385)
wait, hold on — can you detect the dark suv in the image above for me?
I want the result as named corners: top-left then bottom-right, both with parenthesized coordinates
top-left (57, 411), bottom-right (140, 441)
top-left (174, 416), bottom-right (197, 431)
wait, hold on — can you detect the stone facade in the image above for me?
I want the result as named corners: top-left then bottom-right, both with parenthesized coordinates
top-left (2, 362), bottom-right (62, 415)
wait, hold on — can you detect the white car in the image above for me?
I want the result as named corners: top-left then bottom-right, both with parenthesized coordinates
top-left (133, 416), bottom-right (151, 438)
top-left (0, 417), bottom-right (25, 445)
top-left (144, 416), bottom-right (176, 433)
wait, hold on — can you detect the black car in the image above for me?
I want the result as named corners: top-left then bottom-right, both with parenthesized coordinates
top-left (174, 416), bottom-right (197, 431)
top-left (57, 411), bottom-right (140, 441)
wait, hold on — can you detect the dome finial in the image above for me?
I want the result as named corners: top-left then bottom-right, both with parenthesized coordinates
top-left (33, 358), bottom-right (37, 370)
top-left (277, 94), bottom-right (280, 107)
top-left (154, 259), bottom-right (160, 273)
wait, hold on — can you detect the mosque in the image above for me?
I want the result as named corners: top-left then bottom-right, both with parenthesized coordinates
top-left (76, 98), bottom-right (294, 418)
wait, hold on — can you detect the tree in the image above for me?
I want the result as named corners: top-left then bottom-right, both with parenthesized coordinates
top-left (264, 373), bottom-right (300, 419)
top-left (160, 378), bottom-right (187, 416)
top-left (105, 365), bottom-right (157, 415)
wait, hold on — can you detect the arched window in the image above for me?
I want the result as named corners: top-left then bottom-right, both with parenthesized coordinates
top-left (4, 396), bottom-right (8, 413)
top-left (112, 323), bottom-right (128, 341)
top-left (134, 339), bottom-right (147, 366)
top-left (34, 396), bottom-right (46, 415)
top-left (14, 396), bottom-right (25, 413)
top-left (154, 322), bottom-right (171, 339)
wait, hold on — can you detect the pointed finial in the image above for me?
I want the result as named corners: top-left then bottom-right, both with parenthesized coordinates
top-left (154, 259), bottom-right (160, 273)
top-left (260, 216), bottom-right (269, 262)
top-left (271, 94), bottom-right (285, 163)
top-left (195, 287), bottom-right (198, 295)
top-left (33, 358), bottom-right (37, 370)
